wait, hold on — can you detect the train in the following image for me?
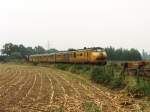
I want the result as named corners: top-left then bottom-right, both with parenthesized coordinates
top-left (29, 47), bottom-right (107, 65)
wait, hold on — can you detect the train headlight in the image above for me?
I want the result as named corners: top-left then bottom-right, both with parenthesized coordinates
top-left (92, 52), bottom-right (101, 56)
top-left (102, 52), bottom-right (107, 57)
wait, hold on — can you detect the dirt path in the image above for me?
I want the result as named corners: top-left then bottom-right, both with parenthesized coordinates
top-left (0, 64), bottom-right (149, 112)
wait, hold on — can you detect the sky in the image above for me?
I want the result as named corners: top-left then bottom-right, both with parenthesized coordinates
top-left (0, 0), bottom-right (150, 52)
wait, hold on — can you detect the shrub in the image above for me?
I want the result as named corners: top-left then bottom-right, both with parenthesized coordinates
top-left (90, 66), bottom-right (112, 84)
top-left (0, 56), bottom-right (7, 62)
top-left (68, 64), bottom-right (91, 74)
top-left (82, 101), bottom-right (101, 112)
top-left (110, 75), bottom-right (125, 89)
top-left (55, 64), bottom-right (70, 70)
top-left (33, 62), bottom-right (38, 66)
top-left (10, 52), bottom-right (22, 59)
top-left (127, 78), bottom-right (150, 97)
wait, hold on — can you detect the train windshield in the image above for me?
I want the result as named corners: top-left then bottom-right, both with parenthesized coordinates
top-left (93, 48), bottom-right (103, 52)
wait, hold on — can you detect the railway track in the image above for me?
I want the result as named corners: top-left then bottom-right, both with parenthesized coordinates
top-left (0, 64), bottom-right (149, 112)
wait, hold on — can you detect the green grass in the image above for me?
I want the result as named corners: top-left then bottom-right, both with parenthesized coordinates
top-left (82, 101), bottom-right (101, 112)
top-left (127, 77), bottom-right (150, 97)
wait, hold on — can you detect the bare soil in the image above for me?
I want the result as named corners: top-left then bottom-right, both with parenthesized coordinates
top-left (0, 64), bottom-right (149, 112)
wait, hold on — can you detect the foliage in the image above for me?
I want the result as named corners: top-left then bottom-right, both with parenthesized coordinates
top-left (1, 43), bottom-right (58, 61)
top-left (0, 56), bottom-right (7, 62)
top-left (142, 49), bottom-right (150, 60)
top-left (54, 64), bottom-right (125, 89)
top-left (1, 43), bottom-right (142, 62)
top-left (82, 101), bottom-right (101, 112)
top-left (69, 64), bottom-right (85, 74)
top-left (68, 48), bottom-right (76, 51)
top-left (1, 43), bottom-right (34, 57)
top-left (110, 75), bottom-right (125, 89)
top-left (43, 63), bottom-right (150, 96)
top-left (127, 78), bottom-right (150, 97)
top-left (90, 66), bottom-right (112, 84)
top-left (47, 48), bottom-right (58, 53)
top-left (54, 64), bottom-right (70, 70)
top-left (105, 46), bottom-right (142, 61)
top-left (55, 64), bottom-right (92, 75)
top-left (34, 45), bottom-right (46, 54)
top-left (9, 52), bottom-right (22, 59)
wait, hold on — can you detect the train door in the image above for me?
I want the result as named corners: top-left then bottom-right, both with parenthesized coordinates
top-left (84, 51), bottom-right (89, 63)
top-left (73, 52), bottom-right (76, 63)
top-left (85, 51), bottom-right (88, 63)
top-left (64, 53), bottom-right (69, 63)
top-left (87, 51), bottom-right (91, 63)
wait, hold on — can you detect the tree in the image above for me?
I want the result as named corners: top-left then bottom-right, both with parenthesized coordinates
top-left (1, 43), bottom-right (14, 55)
top-left (68, 48), bottom-right (76, 51)
top-left (25, 47), bottom-right (35, 55)
top-left (47, 48), bottom-right (58, 53)
top-left (10, 52), bottom-right (22, 59)
top-left (34, 46), bottom-right (46, 54)
top-left (105, 47), bottom-right (142, 61)
top-left (142, 50), bottom-right (150, 60)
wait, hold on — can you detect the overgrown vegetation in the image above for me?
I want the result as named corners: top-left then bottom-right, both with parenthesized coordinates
top-left (0, 43), bottom-right (58, 62)
top-left (0, 43), bottom-right (143, 63)
top-left (127, 77), bottom-right (150, 97)
top-left (54, 63), bottom-right (150, 97)
top-left (105, 46), bottom-right (142, 61)
top-left (82, 101), bottom-right (101, 112)
top-left (54, 64), bottom-right (125, 89)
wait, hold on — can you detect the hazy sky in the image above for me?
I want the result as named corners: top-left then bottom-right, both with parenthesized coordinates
top-left (0, 0), bottom-right (150, 51)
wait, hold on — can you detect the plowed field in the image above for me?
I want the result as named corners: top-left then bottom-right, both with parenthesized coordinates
top-left (0, 64), bottom-right (149, 112)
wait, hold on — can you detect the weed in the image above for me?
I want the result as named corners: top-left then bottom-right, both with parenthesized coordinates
top-left (90, 66), bottom-right (112, 84)
top-left (127, 77), bottom-right (150, 97)
top-left (82, 101), bottom-right (101, 112)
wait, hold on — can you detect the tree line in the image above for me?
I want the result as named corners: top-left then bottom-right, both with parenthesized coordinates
top-left (0, 43), bottom-right (143, 62)
top-left (0, 43), bottom-right (58, 61)
top-left (142, 50), bottom-right (150, 60)
top-left (105, 46), bottom-right (142, 61)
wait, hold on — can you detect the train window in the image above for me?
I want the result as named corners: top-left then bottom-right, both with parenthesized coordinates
top-left (74, 53), bottom-right (76, 58)
top-left (84, 52), bottom-right (88, 56)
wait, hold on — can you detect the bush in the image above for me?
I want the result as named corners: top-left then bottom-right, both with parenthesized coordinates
top-left (55, 64), bottom-right (92, 75)
top-left (33, 62), bottom-right (38, 66)
top-left (55, 64), bottom-right (125, 89)
top-left (127, 78), bottom-right (150, 97)
top-left (91, 66), bottom-right (112, 84)
top-left (82, 101), bottom-right (101, 112)
top-left (0, 56), bottom-right (7, 62)
top-left (54, 63), bottom-right (150, 97)
top-left (55, 64), bottom-right (70, 70)
top-left (69, 64), bottom-right (81, 73)
top-left (110, 76), bottom-right (125, 89)
top-left (10, 52), bottom-right (22, 59)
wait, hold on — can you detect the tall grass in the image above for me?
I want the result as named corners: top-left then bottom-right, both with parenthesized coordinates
top-left (54, 64), bottom-right (125, 89)
top-left (54, 63), bottom-right (150, 97)
top-left (82, 101), bottom-right (101, 112)
top-left (90, 66), bottom-right (112, 84)
top-left (127, 77), bottom-right (150, 97)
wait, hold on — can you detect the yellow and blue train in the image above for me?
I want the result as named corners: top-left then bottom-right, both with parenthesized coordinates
top-left (29, 47), bottom-right (107, 65)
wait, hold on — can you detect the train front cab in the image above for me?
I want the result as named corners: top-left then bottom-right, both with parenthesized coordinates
top-left (68, 51), bottom-right (90, 64)
top-left (89, 50), bottom-right (107, 65)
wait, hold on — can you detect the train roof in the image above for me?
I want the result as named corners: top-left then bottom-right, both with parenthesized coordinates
top-left (30, 53), bottom-right (55, 57)
top-left (30, 47), bottom-right (105, 57)
top-left (30, 52), bottom-right (68, 57)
